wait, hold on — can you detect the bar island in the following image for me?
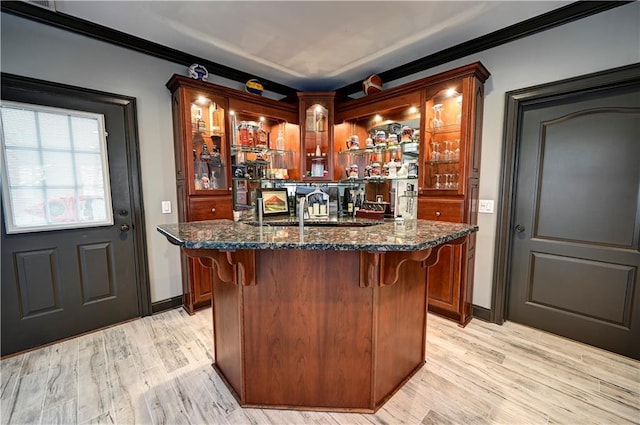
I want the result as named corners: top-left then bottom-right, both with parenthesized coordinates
top-left (157, 218), bottom-right (478, 412)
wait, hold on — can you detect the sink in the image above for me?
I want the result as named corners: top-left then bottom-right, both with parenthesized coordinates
top-left (245, 220), bottom-right (381, 227)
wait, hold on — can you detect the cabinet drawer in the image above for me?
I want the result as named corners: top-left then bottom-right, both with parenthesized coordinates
top-left (418, 199), bottom-right (464, 222)
top-left (188, 196), bottom-right (233, 221)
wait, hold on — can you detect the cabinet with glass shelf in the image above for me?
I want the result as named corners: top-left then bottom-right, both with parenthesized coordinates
top-left (418, 62), bottom-right (489, 326)
top-left (422, 86), bottom-right (464, 193)
top-left (228, 102), bottom-right (299, 211)
top-left (166, 74), bottom-right (299, 314)
top-left (298, 92), bottom-right (336, 181)
top-left (334, 90), bottom-right (421, 219)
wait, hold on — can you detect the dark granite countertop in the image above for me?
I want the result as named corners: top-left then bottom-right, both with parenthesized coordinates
top-left (157, 217), bottom-right (478, 252)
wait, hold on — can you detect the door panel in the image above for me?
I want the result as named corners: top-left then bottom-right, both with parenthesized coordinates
top-left (1, 77), bottom-right (143, 356)
top-left (508, 84), bottom-right (640, 359)
top-left (14, 249), bottom-right (63, 317)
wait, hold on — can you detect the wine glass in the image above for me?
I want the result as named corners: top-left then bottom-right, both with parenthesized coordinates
top-left (443, 140), bottom-right (452, 161)
top-left (435, 174), bottom-right (442, 189)
top-left (432, 104), bottom-right (444, 128)
top-left (430, 141), bottom-right (440, 161)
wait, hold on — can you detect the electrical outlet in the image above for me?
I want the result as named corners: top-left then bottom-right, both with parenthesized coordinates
top-left (161, 201), bottom-right (172, 214)
top-left (478, 199), bottom-right (494, 214)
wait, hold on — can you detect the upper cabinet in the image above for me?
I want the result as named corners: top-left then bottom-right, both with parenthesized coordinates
top-left (335, 90), bottom-right (422, 183)
top-left (420, 63), bottom-right (489, 199)
top-left (167, 77), bottom-right (230, 198)
top-left (298, 92), bottom-right (336, 182)
top-left (227, 97), bottom-right (299, 211)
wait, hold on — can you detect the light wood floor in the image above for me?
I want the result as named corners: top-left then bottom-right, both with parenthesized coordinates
top-left (1, 307), bottom-right (638, 425)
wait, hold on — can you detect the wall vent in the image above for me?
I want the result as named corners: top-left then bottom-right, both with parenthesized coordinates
top-left (23, 0), bottom-right (57, 12)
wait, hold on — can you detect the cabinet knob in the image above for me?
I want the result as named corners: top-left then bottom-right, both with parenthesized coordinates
top-left (211, 208), bottom-right (216, 214)
top-left (435, 211), bottom-right (441, 217)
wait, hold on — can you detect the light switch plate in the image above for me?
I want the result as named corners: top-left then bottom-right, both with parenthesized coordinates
top-left (478, 199), bottom-right (494, 214)
top-left (161, 201), bottom-right (172, 214)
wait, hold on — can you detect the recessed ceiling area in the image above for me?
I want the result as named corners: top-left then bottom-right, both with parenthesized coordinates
top-left (49, 1), bottom-right (573, 91)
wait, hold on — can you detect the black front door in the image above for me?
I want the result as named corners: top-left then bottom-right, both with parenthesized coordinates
top-left (507, 79), bottom-right (640, 359)
top-left (1, 75), bottom-right (148, 356)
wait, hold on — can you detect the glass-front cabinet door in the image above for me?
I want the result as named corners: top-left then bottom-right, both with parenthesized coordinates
top-left (422, 82), bottom-right (464, 194)
top-left (298, 92), bottom-right (335, 181)
top-left (184, 89), bottom-right (229, 195)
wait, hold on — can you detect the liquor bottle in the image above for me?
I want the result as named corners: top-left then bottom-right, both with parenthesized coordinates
top-left (197, 114), bottom-right (206, 133)
top-left (315, 144), bottom-right (321, 157)
top-left (256, 122), bottom-right (269, 148)
top-left (200, 142), bottom-right (211, 162)
top-left (354, 190), bottom-right (362, 216)
top-left (275, 126), bottom-right (285, 151)
top-left (316, 113), bottom-right (326, 132)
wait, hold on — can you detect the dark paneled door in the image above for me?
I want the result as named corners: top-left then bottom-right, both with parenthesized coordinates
top-left (508, 83), bottom-right (640, 359)
top-left (1, 76), bottom-right (144, 356)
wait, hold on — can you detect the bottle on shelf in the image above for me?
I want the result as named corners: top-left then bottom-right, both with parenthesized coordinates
top-left (316, 113), bottom-right (326, 132)
top-left (256, 122), bottom-right (269, 149)
top-left (275, 125), bottom-right (285, 151)
top-left (197, 114), bottom-right (206, 133)
top-left (315, 144), bottom-right (321, 157)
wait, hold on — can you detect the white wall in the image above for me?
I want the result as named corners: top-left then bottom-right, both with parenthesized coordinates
top-left (2, 3), bottom-right (639, 307)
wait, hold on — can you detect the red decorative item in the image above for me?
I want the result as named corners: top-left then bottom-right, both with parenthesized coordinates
top-left (362, 74), bottom-right (383, 95)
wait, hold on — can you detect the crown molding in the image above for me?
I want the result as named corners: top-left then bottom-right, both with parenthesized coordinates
top-left (336, 1), bottom-right (633, 96)
top-left (2, 1), bottom-right (632, 97)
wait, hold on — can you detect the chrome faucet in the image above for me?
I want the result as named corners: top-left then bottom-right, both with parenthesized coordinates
top-left (298, 197), bottom-right (306, 234)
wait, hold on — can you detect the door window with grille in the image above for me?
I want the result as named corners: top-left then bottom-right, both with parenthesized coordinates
top-left (1, 100), bottom-right (113, 233)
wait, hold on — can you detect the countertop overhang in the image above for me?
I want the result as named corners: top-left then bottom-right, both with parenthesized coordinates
top-left (157, 218), bottom-right (478, 252)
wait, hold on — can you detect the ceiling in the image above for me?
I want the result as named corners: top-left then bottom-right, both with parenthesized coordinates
top-left (13, 0), bottom-right (592, 91)
top-left (40, 0), bottom-right (575, 93)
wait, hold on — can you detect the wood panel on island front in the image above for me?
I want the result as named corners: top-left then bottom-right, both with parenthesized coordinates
top-left (157, 218), bottom-right (477, 412)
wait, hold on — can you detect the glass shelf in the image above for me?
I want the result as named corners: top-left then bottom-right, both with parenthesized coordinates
top-left (338, 145), bottom-right (405, 155)
top-left (232, 177), bottom-right (293, 182)
top-left (426, 159), bottom-right (460, 165)
top-left (339, 177), bottom-right (418, 184)
top-left (426, 123), bottom-right (460, 134)
top-left (231, 146), bottom-right (295, 156)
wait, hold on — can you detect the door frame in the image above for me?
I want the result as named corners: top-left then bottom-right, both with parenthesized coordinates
top-left (491, 63), bottom-right (640, 324)
top-left (1, 72), bottom-right (152, 317)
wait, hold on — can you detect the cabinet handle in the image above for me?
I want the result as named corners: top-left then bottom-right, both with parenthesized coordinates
top-left (435, 211), bottom-right (441, 217)
top-left (211, 208), bottom-right (216, 214)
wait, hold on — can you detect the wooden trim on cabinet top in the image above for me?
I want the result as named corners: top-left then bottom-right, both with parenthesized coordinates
top-left (336, 62), bottom-right (490, 118)
top-left (335, 1), bottom-right (632, 95)
top-left (167, 75), bottom-right (299, 124)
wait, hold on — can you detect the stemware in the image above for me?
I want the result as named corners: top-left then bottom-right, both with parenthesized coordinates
top-left (430, 141), bottom-right (440, 161)
top-left (432, 104), bottom-right (444, 128)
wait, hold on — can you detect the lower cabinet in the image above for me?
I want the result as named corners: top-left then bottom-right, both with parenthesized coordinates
top-left (419, 198), bottom-right (475, 326)
top-left (189, 195), bottom-right (233, 221)
top-left (182, 195), bottom-right (232, 314)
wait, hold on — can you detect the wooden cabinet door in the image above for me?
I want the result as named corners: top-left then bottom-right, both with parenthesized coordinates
top-left (418, 198), bottom-right (470, 324)
top-left (189, 195), bottom-right (233, 221)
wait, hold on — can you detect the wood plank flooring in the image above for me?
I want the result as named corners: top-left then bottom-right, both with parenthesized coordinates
top-left (1, 307), bottom-right (638, 424)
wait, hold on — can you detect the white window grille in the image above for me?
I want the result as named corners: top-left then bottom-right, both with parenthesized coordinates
top-left (1, 101), bottom-right (114, 233)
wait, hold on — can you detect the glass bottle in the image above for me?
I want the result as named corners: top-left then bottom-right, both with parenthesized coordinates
top-left (275, 125), bottom-right (285, 151)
